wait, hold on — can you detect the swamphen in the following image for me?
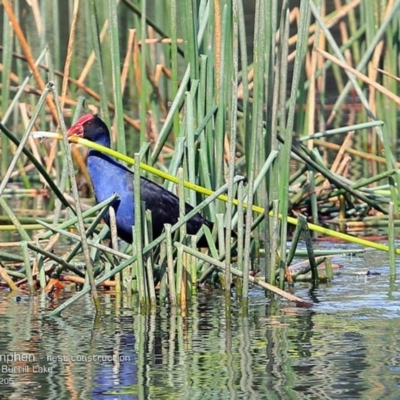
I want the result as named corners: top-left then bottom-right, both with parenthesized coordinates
top-left (67, 114), bottom-right (213, 246)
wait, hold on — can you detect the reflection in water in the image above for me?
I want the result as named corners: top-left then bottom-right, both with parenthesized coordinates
top-left (0, 257), bottom-right (400, 399)
top-left (91, 330), bottom-right (137, 399)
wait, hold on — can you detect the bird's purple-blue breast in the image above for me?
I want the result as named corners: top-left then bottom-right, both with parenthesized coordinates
top-left (87, 150), bottom-right (135, 236)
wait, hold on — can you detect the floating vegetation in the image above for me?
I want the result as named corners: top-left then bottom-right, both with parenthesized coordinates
top-left (0, 0), bottom-right (399, 315)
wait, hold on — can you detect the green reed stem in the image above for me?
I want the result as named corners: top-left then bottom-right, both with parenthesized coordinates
top-left (269, 199), bottom-right (280, 285)
top-left (165, 224), bottom-right (177, 306)
top-left (388, 202), bottom-right (396, 277)
top-left (144, 210), bottom-right (157, 307)
top-left (134, 153), bottom-right (146, 303)
top-left (150, 65), bottom-right (191, 164)
top-left (1, 8), bottom-right (12, 177)
top-left (299, 214), bottom-right (318, 283)
top-left (86, 0), bottom-right (110, 126)
top-left (20, 241), bottom-right (34, 293)
top-left (324, 257), bottom-right (333, 281)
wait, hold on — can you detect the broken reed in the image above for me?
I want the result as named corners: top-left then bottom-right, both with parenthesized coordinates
top-left (1, 0), bottom-right (400, 312)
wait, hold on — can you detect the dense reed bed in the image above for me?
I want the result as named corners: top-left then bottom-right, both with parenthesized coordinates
top-left (0, 0), bottom-right (400, 314)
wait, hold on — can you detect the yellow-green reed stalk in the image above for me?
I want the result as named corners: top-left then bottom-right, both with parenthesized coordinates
top-left (35, 130), bottom-right (400, 256)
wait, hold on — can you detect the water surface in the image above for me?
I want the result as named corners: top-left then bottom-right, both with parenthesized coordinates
top-left (0, 245), bottom-right (399, 399)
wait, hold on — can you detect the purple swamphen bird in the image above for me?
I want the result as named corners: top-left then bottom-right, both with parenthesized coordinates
top-left (67, 114), bottom-right (213, 246)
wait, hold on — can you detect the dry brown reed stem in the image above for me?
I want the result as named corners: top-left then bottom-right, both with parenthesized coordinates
top-left (333, 0), bottom-right (352, 66)
top-left (288, 0), bottom-right (361, 47)
top-left (214, 0), bottom-right (222, 91)
top-left (138, 38), bottom-right (184, 45)
top-left (317, 131), bottom-right (354, 195)
top-left (154, 64), bottom-right (163, 84)
top-left (2, 0), bottom-right (59, 124)
top-left (145, 63), bottom-right (168, 117)
top-left (0, 45), bottom-right (141, 131)
top-left (28, 0), bottom-right (42, 34)
top-left (376, 67), bottom-right (400, 83)
top-left (315, 47), bottom-right (400, 106)
top-left (0, 266), bottom-right (18, 290)
top-left (0, 240), bottom-right (48, 248)
top-left (313, 134), bottom-right (400, 176)
top-left (336, 155), bottom-right (352, 178)
top-left (60, 275), bottom-right (116, 287)
top-left (0, 81), bottom-right (77, 108)
top-left (61, 0), bottom-right (80, 109)
top-left (287, 1), bottom-right (362, 63)
top-left (77, 15), bottom-right (110, 84)
top-left (133, 33), bottom-right (142, 100)
top-left (330, 131), bottom-right (354, 174)
top-left (121, 30), bottom-right (136, 95)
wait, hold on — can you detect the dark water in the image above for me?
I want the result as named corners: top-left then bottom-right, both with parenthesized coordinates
top-left (0, 245), bottom-right (399, 399)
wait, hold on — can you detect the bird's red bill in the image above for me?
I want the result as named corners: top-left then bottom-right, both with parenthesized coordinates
top-left (67, 114), bottom-right (94, 137)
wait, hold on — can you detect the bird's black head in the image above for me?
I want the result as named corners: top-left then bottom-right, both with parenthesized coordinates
top-left (67, 114), bottom-right (111, 147)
